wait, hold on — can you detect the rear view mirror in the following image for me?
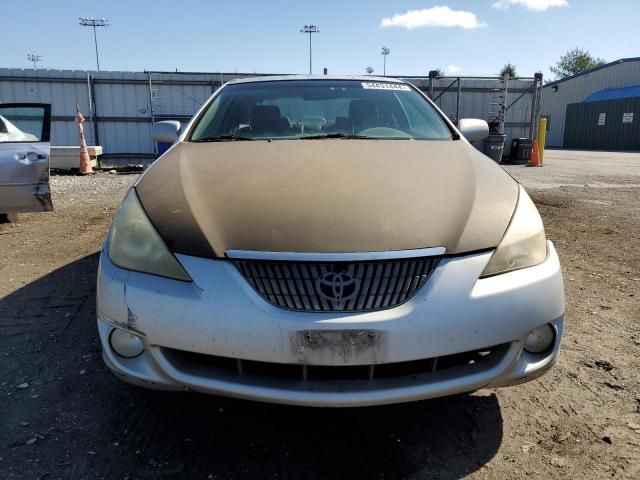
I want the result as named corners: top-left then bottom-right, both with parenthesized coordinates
top-left (459, 118), bottom-right (489, 142)
top-left (152, 120), bottom-right (181, 144)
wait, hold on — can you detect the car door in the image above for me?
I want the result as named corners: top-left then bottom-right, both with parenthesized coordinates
top-left (0, 103), bottom-right (53, 213)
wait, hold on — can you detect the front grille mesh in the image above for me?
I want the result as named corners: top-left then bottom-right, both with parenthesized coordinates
top-left (163, 344), bottom-right (509, 383)
top-left (233, 257), bottom-right (439, 312)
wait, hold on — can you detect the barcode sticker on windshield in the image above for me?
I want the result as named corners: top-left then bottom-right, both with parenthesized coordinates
top-left (361, 82), bottom-right (411, 91)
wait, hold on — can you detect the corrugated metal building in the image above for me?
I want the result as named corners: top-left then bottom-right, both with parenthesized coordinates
top-left (0, 69), bottom-right (269, 163)
top-left (541, 57), bottom-right (640, 148)
top-left (1, 68), bottom-right (539, 162)
top-left (563, 89), bottom-right (640, 150)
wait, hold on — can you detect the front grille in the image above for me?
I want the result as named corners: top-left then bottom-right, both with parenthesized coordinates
top-left (162, 344), bottom-right (509, 383)
top-left (233, 257), bottom-right (439, 312)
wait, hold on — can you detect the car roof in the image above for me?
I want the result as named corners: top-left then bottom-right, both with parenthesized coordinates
top-left (226, 75), bottom-right (408, 85)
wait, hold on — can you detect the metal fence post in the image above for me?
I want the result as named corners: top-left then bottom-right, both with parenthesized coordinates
top-left (428, 70), bottom-right (438, 99)
top-left (455, 77), bottom-right (462, 125)
top-left (499, 74), bottom-right (509, 135)
top-left (86, 73), bottom-right (101, 167)
top-left (528, 79), bottom-right (537, 140)
top-left (536, 72), bottom-right (543, 139)
top-left (530, 72), bottom-right (543, 140)
top-left (147, 72), bottom-right (157, 156)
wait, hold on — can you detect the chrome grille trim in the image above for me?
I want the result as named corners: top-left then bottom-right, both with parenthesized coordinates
top-left (226, 247), bottom-right (446, 262)
top-left (233, 256), bottom-right (440, 312)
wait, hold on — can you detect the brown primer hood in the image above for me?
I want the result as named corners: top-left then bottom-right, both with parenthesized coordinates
top-left (135, 140), bottom-right (518, 258)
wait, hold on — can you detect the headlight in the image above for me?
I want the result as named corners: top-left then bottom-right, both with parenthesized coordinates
top-left (480, 185), bottom-right (547, 277)
top-left (108, 189), bottom-right (191, 281)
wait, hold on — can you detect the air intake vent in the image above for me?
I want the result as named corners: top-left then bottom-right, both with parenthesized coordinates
top-left (233, 257), bottom-right (439, 312)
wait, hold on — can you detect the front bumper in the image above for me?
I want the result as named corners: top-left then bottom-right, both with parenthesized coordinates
top-left (97, 242), bottom-right (565, 407)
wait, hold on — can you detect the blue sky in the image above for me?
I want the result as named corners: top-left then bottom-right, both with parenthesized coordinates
top-left (2, 0), bottom-right (638, 80)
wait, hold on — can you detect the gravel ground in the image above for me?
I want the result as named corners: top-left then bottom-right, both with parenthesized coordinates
top-left (1, 153), bottom-right (639, 479)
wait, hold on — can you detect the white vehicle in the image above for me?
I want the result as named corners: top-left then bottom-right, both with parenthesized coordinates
top-left (0, 103), bottom-right (53, 213)
top-left (97, 77), bottom-right (564, 407)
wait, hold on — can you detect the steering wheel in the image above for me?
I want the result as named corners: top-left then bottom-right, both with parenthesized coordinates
top-left (358, 127), bottom-right (411, 138)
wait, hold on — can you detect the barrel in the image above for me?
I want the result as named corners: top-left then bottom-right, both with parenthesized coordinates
top-left (483, 134), bottom-right (506, 163)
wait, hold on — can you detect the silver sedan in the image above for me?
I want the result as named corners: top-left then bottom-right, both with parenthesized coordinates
top-left (97, 76), bottom-right (564, 406)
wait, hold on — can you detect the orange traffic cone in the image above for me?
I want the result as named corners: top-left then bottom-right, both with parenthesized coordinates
top-left (76, 105), bottom-right (95, 175)
top-left (527, 140), bottom-right (541, 167)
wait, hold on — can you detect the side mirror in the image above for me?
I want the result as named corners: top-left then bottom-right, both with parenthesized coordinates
top-left (152, 120), bottom-right (181, 144)
top-left (458, 118), bottom-right (489, 142)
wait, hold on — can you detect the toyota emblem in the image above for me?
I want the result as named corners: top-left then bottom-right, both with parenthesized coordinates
top-left (317, 270), bottom-right (360, 307)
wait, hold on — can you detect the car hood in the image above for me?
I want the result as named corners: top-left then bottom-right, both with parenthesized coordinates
top-left (135, 140), bottom-right (518, 258)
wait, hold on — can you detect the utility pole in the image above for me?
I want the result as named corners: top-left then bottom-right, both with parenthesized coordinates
top-left (79, 17), bottom-right (109, 71)
top-left (300, 25), bottom-right (319, 75)
top-left (381, 47), bottom-right (390, 76)
top-left (27, 54), bottom-right (42, 70)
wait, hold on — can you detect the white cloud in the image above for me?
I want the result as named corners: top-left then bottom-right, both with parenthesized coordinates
top-left (380, 6), bottom-right (487, 30)
top-left (492, 0), bottom-right (568, 11)
top-left (447, 65), bottom-right (462, 74)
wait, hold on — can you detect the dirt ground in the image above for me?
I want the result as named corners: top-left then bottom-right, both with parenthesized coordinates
top-left (1, 151), bottom-right (639, 479)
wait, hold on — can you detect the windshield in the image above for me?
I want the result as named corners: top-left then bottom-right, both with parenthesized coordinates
top-left (189, 80), bottom-right (453, 141)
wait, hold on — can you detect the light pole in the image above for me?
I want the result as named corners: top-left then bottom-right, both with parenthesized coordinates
top-left (27, 54), bottom-right (42, 70)
top-left (381, 47), bottom-right (390, 76)
top-left (79, 17), bottom-right (109, 71)
top-left (300, 25), bottom-right (319, 75)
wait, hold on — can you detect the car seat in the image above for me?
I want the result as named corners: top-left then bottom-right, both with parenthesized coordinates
top-left (326, 116), bottom-right (352, 134)
top-left (348, 100), bottom-right (378, 132)
top-left (250, 105), bottom-right (289, 136)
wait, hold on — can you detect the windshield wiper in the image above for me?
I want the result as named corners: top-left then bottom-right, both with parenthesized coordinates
top-left (299, 133), bottom-right (371, 140)
top-left (300, 133), bottom-right (416, 140)
top-left (191, 134), bottom-right (256, 142)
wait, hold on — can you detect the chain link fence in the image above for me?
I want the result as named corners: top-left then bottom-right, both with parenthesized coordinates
top-left (401, 74), bottom-right (543, 157)
top-left (1, 69), bottom-right (542, 163)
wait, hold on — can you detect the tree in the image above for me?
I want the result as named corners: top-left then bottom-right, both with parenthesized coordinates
top-left (365, 66), bottom-right (374, 75)
top-left (500, 62), bottom-right (517, 79)
top-left (434, 68), bottom-right (444, 78)
top-left (550, 48), bottom-right (606, 80)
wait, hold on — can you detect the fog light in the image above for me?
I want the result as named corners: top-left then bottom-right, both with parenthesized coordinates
top-left (524, 324), bottom-right (555, 354)
top-left (109, 328), bottom-right (144, 358)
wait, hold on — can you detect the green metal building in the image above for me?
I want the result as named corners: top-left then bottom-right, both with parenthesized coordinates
top-left (564, 87), bottom-right (640, 150)
top-left (541, 57), bottom-right (640, 150)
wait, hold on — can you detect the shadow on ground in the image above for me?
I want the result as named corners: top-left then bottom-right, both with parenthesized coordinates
top-left (1, 254), bottom-right (503, 479)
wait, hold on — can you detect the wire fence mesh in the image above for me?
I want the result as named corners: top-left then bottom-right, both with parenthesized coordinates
top-left (1, 69), bottom-right (542, 162)
top-left (400, 75), bottom-right (542, 156)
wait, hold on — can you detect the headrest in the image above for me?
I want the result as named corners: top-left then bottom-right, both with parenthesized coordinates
top-left (251, 105), bottom-right (283, 132)
top-left (349, 100), bottom-right (377, 122)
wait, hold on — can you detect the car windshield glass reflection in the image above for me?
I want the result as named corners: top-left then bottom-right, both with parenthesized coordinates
top-left (189, 80), bottom-right (453, 141)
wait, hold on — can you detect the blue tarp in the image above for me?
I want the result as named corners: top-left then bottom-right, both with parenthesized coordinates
top-left (584, 85), bottom-right (640, 102)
